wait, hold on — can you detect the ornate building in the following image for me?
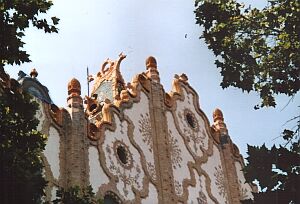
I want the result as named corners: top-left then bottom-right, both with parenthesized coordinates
top-left (18, 54), bottom-right (254, 204)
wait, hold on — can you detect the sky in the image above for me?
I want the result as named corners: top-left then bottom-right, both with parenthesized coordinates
top-left (6, 0), bottom-right (299, 157)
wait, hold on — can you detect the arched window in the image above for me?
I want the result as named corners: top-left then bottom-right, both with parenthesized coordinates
top-left (104, 191), bottom-right (121, 204)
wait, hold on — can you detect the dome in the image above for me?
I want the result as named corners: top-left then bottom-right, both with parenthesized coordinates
top-left (68, 78), bottom-right (81, 95)
top-left (213, 108), bottom-right (223, 122)
top-left (145, 56), bottom-right (157, 69)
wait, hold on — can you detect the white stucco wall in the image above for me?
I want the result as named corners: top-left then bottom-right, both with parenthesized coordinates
top-left (202, 145), bottom-right (229, 204)
top-left (44, 126), bottom-right (60, 180)
top-left (187, 169), bottom-right (214, 204)
top-left (123, 92), bottom-right (156, 181)
top-left (174, 87), bottom-right (209, 158)
top-left (166, 111), bottom-right (194, 196)
top-left (235, 161), bottom-right (254, 200)
top-left (51, 186), bottom-right (58, 202)
top-left (34, 98), bottom-right (45, 131)
top-left (141, 182), bottom-right (158, 204)
top-left (103, 114), bottom-right (145, 201)
top-left (88, 146), bottom-right (109, 192)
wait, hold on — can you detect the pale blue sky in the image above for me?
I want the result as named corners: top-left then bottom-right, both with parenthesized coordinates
top-left (6, 0), bottom-right (299, 157)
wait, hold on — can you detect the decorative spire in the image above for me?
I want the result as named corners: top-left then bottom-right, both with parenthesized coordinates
top-left (213, 108), bottom-right (224, 123)
top-left (179, 73), bottom-right (188, 82)
top-left (68, 78), bottom-right (81, 96)
top-left (145, 56), bottom-right (160, 82)
top-left (89, 53), bottom-right (126, 104)
top-left (67, 78), bottom-right (83, 109)
top-left (212, 108), bottom-right (228, 136)
top-left (146, 56), bottom-right (157, 69)
top-left (30, 68), bottom-right (38, 78)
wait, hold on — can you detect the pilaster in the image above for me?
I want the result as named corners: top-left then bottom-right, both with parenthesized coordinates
top-left (66, 78), bottom-right (89, 188)
top-left (146, 57), bottom-right (176, 204)
top-left (213, 109), bottom-right (241, 204)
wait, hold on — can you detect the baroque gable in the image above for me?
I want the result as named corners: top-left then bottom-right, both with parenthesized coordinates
top-left (17, 55), bottom-right (254, 204)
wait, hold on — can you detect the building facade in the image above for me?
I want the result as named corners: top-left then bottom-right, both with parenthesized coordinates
top-left (18, 54), bottom-right (254, 204)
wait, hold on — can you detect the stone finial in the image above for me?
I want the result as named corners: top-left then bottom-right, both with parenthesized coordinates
top-left (146, 56), bottom-right (157, 69)
top-left (213, 108), bottom-right (224, 122)
top-left (102, 98), bottom-right (112, 124)
top-left (30, 68), bottom-right (38, 78)
top-left (68, 78), bottom-right (81, 95)
top-left (179, 73), bottom-right (188, 82)
top-left (213, 108), bottom-right (228, 137)
top-left (145, 56), bottom-right (160, 82)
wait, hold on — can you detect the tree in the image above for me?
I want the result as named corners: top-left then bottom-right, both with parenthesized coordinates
top-left (0, 74), bottom-right (47, 203)
top-left (195, 0), bottom-right (300, 203)
top-left (243, 142), bottom-right (300, 204)
top-left (52, 186), bottom-right (103, 204)
top-left (194, 0), bottom-right (299, 108)
top-left (0, 0), bottom-right (59, 203)
top-left (0, 0), bottom-right (59, 68)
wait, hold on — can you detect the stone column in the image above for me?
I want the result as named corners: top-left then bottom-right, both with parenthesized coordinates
top-left (66, 78), bottom-right (89, 187)
top-left (146, 56), bottom-right (176, 204)
top-left (213, 109), bottom-right (241, 204)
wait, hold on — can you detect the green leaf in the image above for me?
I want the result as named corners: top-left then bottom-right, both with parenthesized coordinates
top-left (51, 16), bottom-right (60, 25)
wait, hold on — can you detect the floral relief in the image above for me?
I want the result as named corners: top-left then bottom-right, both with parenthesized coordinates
top-left (117, 164), bottom-right (142, 197)
top-left (186, 94), bottom-right (191, 105)
top-left (174, 180), bottom-right (183, 195)
top-left (239, 179), bottom-right (249, 200)
top-left (137, 113), bottom-right (156, 181)
top-left (168, 130), bottom-right (182, 169)
top-left (120, 122), bottom-right (124, 134)
top-left (105, 140), bottom-right (142, 198)
top-left (178, 109), bottom-right (206, 155)
top-left (197, 191), bottom-right (208, 204)
top-left (138, 113), bottom-right (153, 152)
top-left (214, 165), bottom-right (228, 203)
top-left (146, 161), bottom-right (156, 181)
top-left (196, 177), bottom-right (208, 204)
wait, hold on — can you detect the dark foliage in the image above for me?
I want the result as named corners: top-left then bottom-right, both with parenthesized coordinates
top-left (52, 186), bottom-right (103, 204)
top-left (195, 0), bottom-right (300, 203)
top-left (195, 0), bottom-right (299, 108)
top-left (0, 0), bottom-right (59, 203)
top-left (0, 0), bottom-right (59, 67)
top-left (242, 142), bottom-right (300, 203)
top-left (0, 72), bottom-right (47, 203)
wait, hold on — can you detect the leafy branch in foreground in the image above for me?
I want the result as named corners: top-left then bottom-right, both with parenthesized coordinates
top-left (0, 1), bottom-right (60, 202)
top-left (0, 0), bottom-right (60, 67)
top-left (195, 0), bottom-right (299, 108)
top-left (195, 1), bottom-right (300, 203)
top-left (241, 110), bottom-right (299, 204)
top-left (0, 70), bottom-right (47, 203)
top-left (242, 140), bottom-right (299, 203)
top-left (52, 185), bottom-right (103, 204)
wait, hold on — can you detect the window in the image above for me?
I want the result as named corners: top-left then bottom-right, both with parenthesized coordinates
top-left (113, 141), bottom-right (133, 169)
top-left (184, 109), bottom-right (199, 130)
top-left (104, 191), bottom-right (121, 204)
top-left (89, 103), bottom-right (97, 112)
top-left (186, 112), bottom-right (195, 128)
top-left (117, 145), bottom-right (128, 165)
